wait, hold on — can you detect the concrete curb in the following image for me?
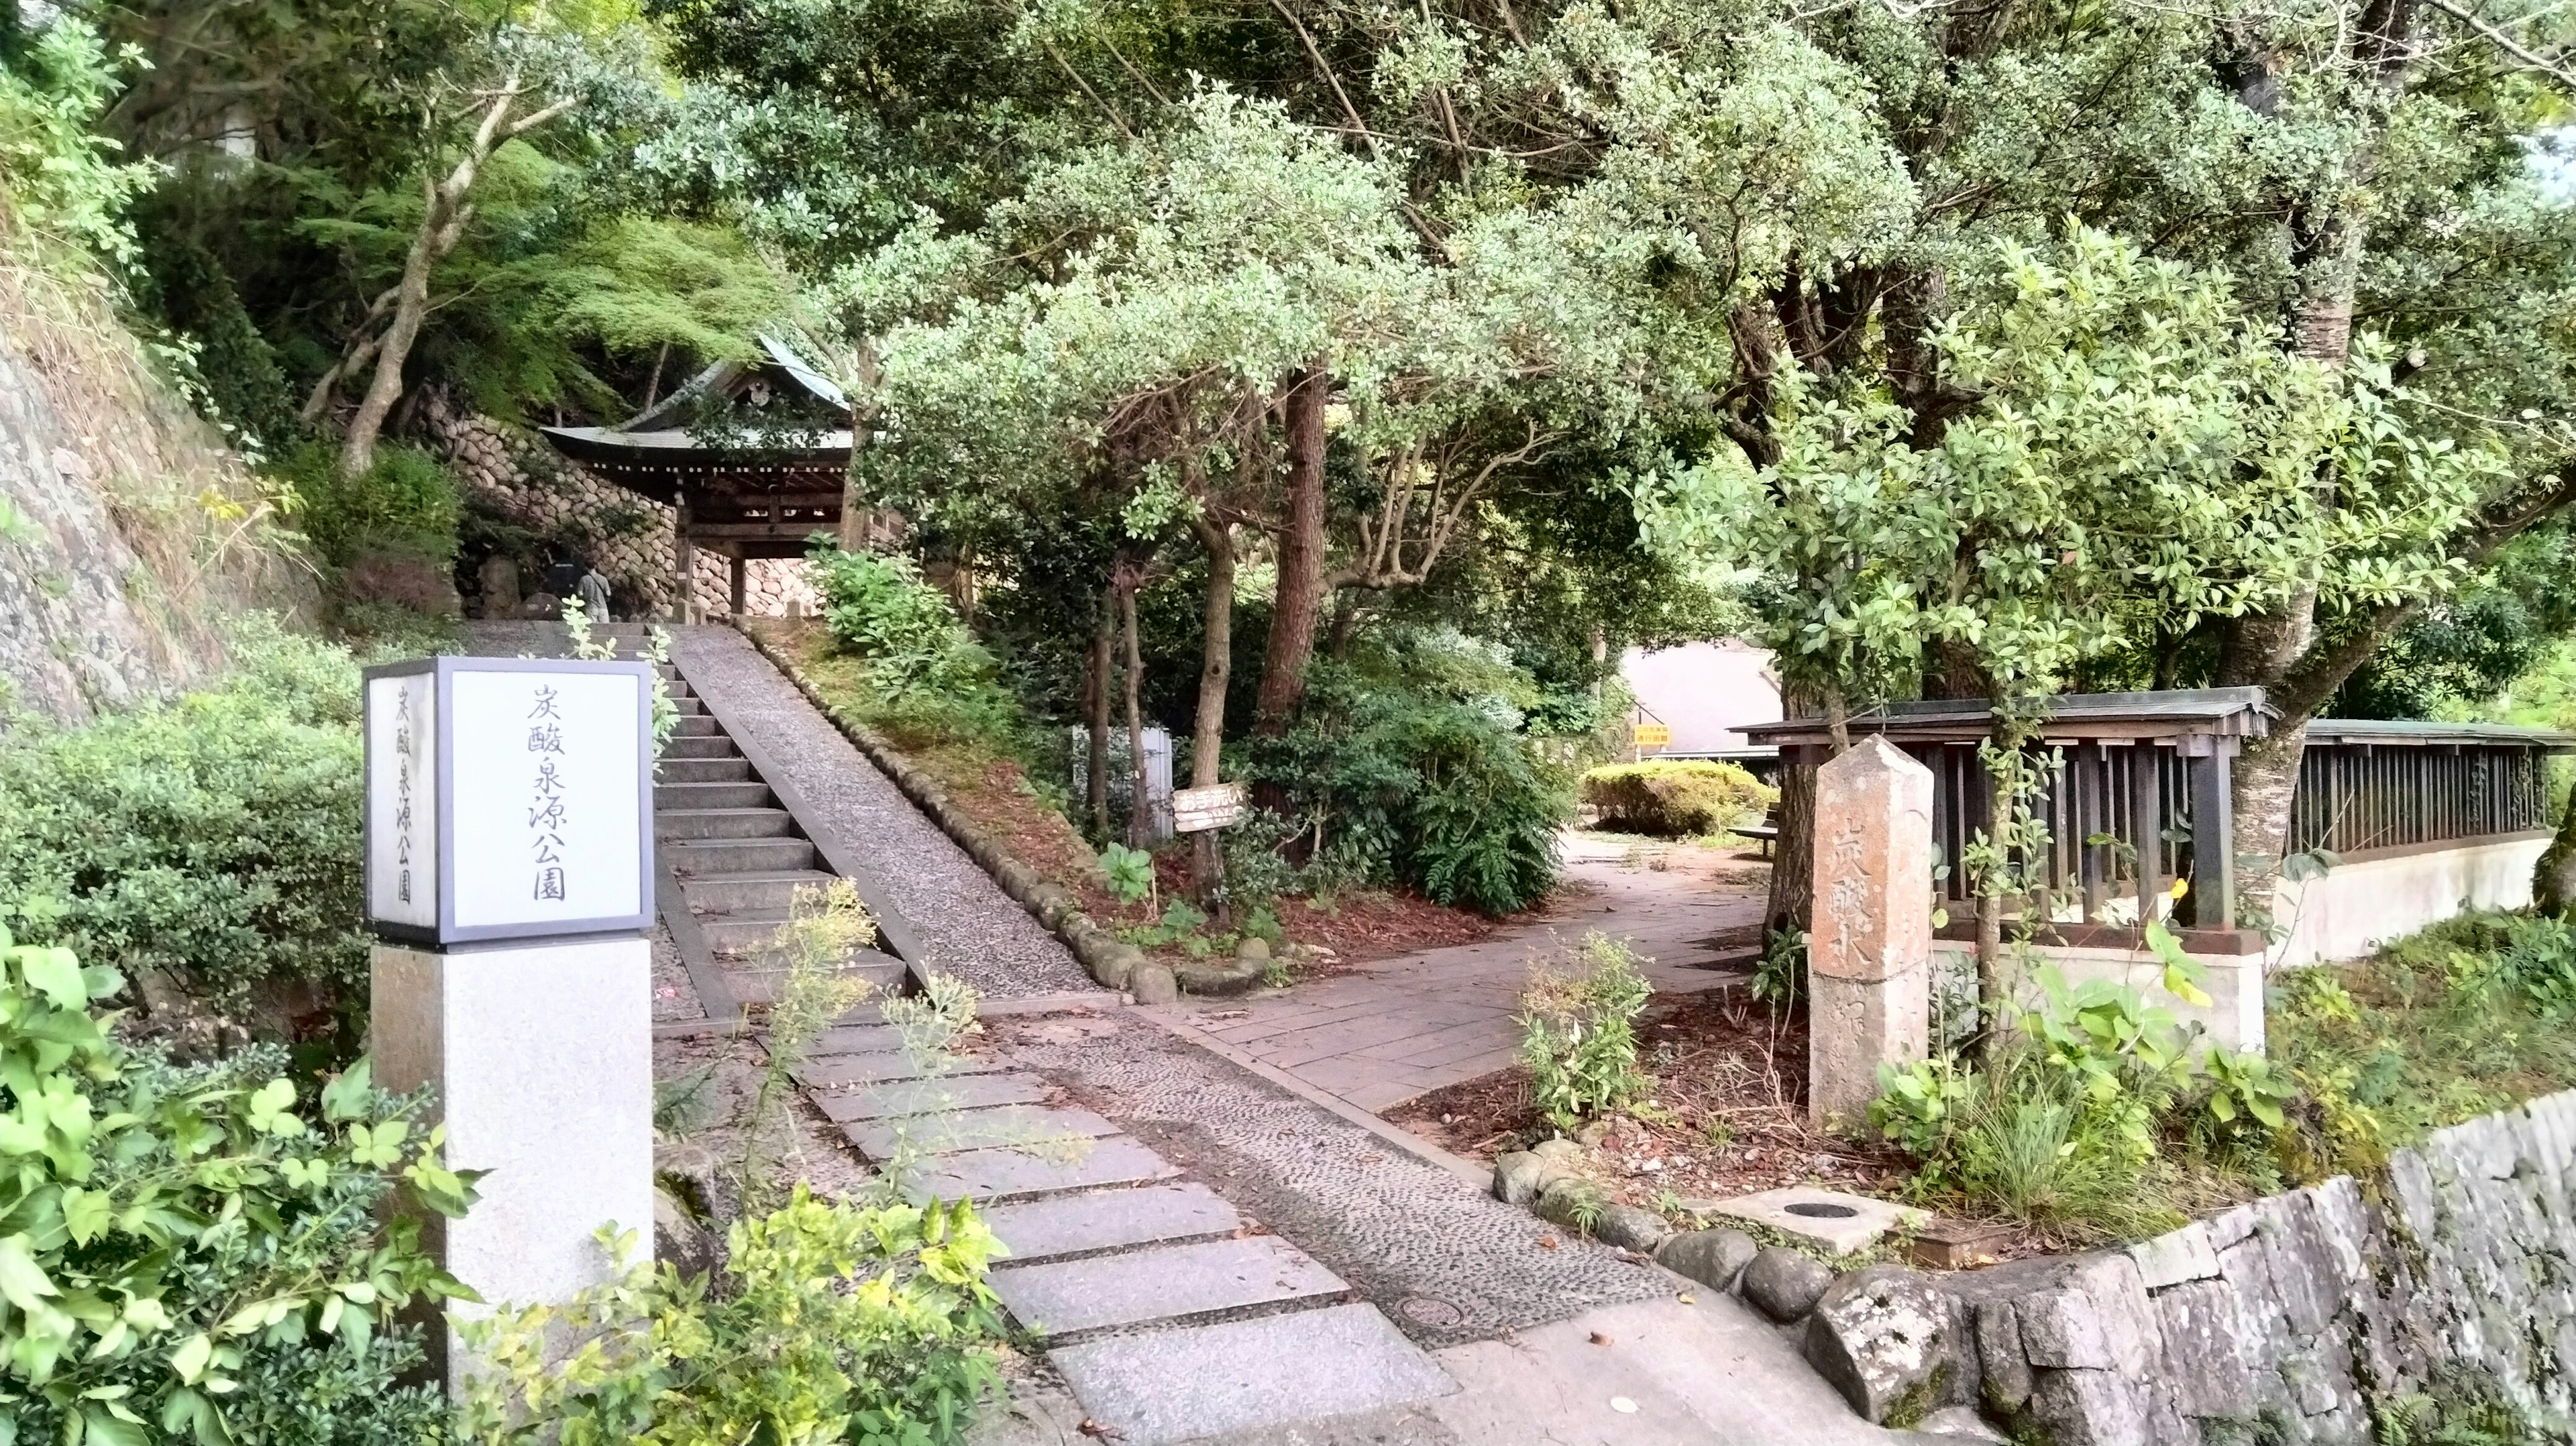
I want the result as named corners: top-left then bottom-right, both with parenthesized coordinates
top-left (731, 621), bottom-right (1148, 995)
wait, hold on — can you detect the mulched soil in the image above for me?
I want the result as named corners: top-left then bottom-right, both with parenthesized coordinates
top-left (1389, 985), bottom-right (1918, 1205)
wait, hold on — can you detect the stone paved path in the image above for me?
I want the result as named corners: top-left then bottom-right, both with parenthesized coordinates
top-left (802, 1011), bottom-right (1466, 1445)
top-left (1178, 835), bottom-right (1769, 1112)
top-left (667, 625), bottom-right (1099, 999)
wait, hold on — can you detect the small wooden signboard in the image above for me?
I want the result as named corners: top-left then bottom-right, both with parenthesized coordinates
top-left (1633, 722), bottom-right (1672, 747)
top-left (1172, 781), bottom-right (1247, 834)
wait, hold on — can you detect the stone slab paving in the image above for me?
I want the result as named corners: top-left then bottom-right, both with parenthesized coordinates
top-left (987, 1010), bottom-right (1669, 1351)
top-left (795, 1051), bottom-right (1005, 1088)
top-left (977, 1182), bottom-right (1244, 1262)
top-left (1178, 838), bottom-right (1768, 1112)
top-left (1047, 1304), bottom-right (1456, 1446)
top-left (810, 1072), bottom-right (1057, 1121)
top-left (903, 1135), bottom-right (1180, 1202)
top-left (843, 1103), bottom-right (1122, 1160)
top-left (667, 626), bottom-right (1097, 998)
top-left (990, 1235), bottom-right (1348, 1336)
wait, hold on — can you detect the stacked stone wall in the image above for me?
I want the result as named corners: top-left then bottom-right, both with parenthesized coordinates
top-left (1944, 1090), bottom-right (2576, 1444)
top-left (425, 398), bottom-right (821, 620)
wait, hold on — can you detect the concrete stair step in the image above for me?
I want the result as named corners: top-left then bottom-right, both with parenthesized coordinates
top-left (658, 789), bottom-right (787, 826)
top-left (700, 904), bottom-right (869, 953)
top-left (901, 1135), bottom-right (1180, 1205)
top-left (1047, 1304), bottom-right (1453, 1446)
top-left (811, 1023), bottom-right (910, 1054)
top-left (990, 1235), bottom-right (1346, 1338)
top-left (660, 757), bottom-right (755, 784)
top-left (808, 1072), bottom-right (1054, 1123)
top-left (656, 808), bottom-right (795, 840)
top-left (681, 869), bottom-right (837, 915)
top-left (722, 952), bottom-right (910, 1001)
top-left (974, 1183), bottom-right (1244, 1264)
top-left (842, 1103), bottom-right (1122, 1162)
top-left (661, 734), bottom-right (738, 760)
top-left (670, 714), bottom-right (722, 737)
top-left (672, 696), bottom-right (705, 716)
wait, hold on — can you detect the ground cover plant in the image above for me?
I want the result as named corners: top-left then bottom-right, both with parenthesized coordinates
top-left (2269, 909), bottom-right (2576, 1181)
top-left (0, 920), bottom-right (476, 1446)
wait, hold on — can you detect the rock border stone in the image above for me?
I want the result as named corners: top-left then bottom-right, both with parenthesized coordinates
top-left (736, 622), bottom-right (1146, 995)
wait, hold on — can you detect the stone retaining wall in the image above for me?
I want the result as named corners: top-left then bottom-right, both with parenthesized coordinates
top-left (1949, 1088), bottom-right (2576, 1445)
top-left (426, 400), bottom-right (821, 619)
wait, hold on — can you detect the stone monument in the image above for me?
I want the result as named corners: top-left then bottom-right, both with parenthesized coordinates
top-left (361, 656), bottom-right (655, 1388)
top-left (1808, 735), bottom-right (1934, 1127)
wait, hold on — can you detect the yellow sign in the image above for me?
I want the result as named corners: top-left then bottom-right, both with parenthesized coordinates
top-left (1633, 723), bottom-right (1672, 747)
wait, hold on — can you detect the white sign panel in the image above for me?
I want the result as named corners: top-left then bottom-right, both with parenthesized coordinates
top-left (365, 673), bottom-right (439, 930)
top-left (364, 657), bottom-right (654, 945)
top-left (1173, 781), bottom-right (1246, 834)
top-left (447, 670), bottom-right (646, 933)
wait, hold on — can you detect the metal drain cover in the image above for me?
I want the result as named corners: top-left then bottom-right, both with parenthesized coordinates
top-left (1397, 1296), bottom-right (1463, 1327)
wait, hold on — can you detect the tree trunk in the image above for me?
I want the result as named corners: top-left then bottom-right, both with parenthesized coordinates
top-left (338, 181), bottom-right (444, 478)
top-left (1975, 750), bottom-right (2011, 1062)
top-left (337, 80), bottom-right (570, 478)
top-left (1764, 679), bottom-right (1822, 937)
top-left (1255, 365), bottom-right (1328, 733)
top-left (1087, 590), bottom-right (1113, 842)
top-left (1121, 571), bottom-right (1150, 850)
top-left (1190, 518), bottom-right (1234, 914)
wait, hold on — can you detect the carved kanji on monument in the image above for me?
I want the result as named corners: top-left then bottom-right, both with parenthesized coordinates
top-left (1808, 735), bottom-right (1934, 1127)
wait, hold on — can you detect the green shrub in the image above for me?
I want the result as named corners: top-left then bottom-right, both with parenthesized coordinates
top-left (0, 622), bottom-right (370, 1010)
top-left (274, 441), bottom-right (462, 567)
top-left (1580, 759), bottom-right (1775, 837)
top-left (0, 17), bottom-right (154, 270)
top-left (1519, 933), bottom-right (1654, 1131)
top-left (0, 922), bottom-right (474, 1445)
top-left (1243, 663), bottom-right (1571, 915)
top-left (808, 545), bottom-right (1028, 754)
top-left (457, 1186), bottom-right (1006, 1446)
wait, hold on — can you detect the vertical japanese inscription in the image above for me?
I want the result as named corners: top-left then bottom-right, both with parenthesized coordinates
top-left (528, 685), bottom-right (568, 903)
top-left (394, 685), bottom-right (417, 905)
top-left (1823, 811), bottom-right (1872, 975)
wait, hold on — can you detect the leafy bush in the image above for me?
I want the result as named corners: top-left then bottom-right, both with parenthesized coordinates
top-left (457, 1187), bottom-right (1006, 1446)
top-left (1519, 933), bottom-right (1654, 1131)
top-left (1097, 843), bottom-right (1154, 905)
top-left (1243, 662), bottom-right (1571, 915)
top-left (1869, 934), bottom-right (2261, 1241)
top-left (808, 546), bottom-right (1027, 754)
top-left (811, 546), bottom-right (996, 699)
top-left (0, 922), bottom-right (474, 1445)
top-left (0, 17), bottom-right (155, 269)
top-left (274, 441), bottom-right (462, 567)
top-left (1580, 760), bottom-right (1775, 837)
top-left (0, 622), bottom-right (370, 1010)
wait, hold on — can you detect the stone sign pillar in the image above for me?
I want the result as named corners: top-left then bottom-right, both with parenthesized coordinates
top-left (1809, 735), bottom-right (1934, 1128)
top-left (361, 657), bottom-right (655, 1389)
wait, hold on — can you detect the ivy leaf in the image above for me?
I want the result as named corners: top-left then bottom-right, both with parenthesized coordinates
top-left (62, 1188), bottom-right (111, 1247)
top-left (244, 1080), bottom-right (303, 1138)
top-left (320, 1059), bottom-right (373, 1125)
top-left (0, 1234), bottom-right (59, 1312)
top-left (170, 1333), bottom-right (213, 1386)
top-left (19, 947), bottom-right (88, 1011)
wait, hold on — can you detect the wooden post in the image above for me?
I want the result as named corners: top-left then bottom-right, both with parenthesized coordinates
top-left (2078, 742), bottom-right (2108, 924)
top-left (2129, 742), bottom-right (2164, 920)
top-left (2190, 740), bottom-right (2237, 930)
top-left (674, 500), bottom-right (696, 625)
top-left (728, 555), bottom-right (747, 617)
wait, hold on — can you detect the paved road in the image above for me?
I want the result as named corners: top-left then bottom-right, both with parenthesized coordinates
top-left (1178, 835), bottom-right (1770, 1111)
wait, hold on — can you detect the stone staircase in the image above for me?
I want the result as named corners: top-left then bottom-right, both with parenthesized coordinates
top-left (800, 1030), bottom-right (1456, 1445)
top-left (591, 624), bottom-right (914, 1017)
